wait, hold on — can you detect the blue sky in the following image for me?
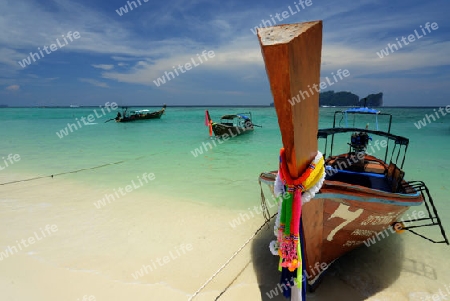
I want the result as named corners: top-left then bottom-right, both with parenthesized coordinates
top-left (0, 0), bottom-right (449, 107)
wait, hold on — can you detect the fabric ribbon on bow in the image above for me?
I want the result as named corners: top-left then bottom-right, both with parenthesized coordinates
top-left (277, 148), bottom-right (325, 288)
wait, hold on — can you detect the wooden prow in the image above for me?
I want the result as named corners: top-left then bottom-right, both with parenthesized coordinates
top-left (257, 21), bottom-right (324, 286)
top-left (205, 110), bottom-right (213, 136)
top-left (257, 21), bottom-right (322, 176)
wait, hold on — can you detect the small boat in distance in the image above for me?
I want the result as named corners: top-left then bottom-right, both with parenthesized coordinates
top-left (205, 110), bottom-right (255, 137)
top-left (114, 104), bottom-right (166, 123)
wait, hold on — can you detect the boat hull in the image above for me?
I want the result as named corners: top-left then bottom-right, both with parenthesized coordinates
top-left (212, 123), bottom-right (253, 137)
top-left (259, 162), bottom-right (423, 286)
top-left (116, 108), bottom-right (165, 122)
top-left (302, 181), bottom-right (423, 285)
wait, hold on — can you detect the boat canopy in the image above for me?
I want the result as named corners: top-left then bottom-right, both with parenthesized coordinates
top-left (237, 114), bottom-right (251, 120)
top-left (344, 107), bottom-right (379, 114)
top-left (344, 107), bottom-right (380, 130)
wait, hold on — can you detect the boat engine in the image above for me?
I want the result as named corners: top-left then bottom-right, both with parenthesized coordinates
top-left (348, 131), bottom-right (370, 169)
top-left (350, 131), bottom-right (370, 153)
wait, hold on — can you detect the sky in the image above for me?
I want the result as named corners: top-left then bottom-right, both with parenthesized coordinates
top-left (0, 0), bottom-right (449, 107)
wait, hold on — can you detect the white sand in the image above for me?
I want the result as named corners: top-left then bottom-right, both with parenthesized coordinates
top-left (1, 173), bottom-right (449, 300)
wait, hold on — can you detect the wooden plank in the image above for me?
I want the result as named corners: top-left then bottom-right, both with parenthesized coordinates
top-left (258, 21), bottom-right (323, 282)
top-left (257, 21), bottom-right (322, 176)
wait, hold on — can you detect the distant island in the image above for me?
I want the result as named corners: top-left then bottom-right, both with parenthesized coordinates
top-left (320, 91), bottom-right (383, 107)
top-left (269, 91), bottom-right (383, 107)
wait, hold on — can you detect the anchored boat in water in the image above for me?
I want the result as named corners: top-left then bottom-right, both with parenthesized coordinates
top-left (112, 104), bottom-right (166, 123)
top-left (256, 21), bottom-right (448, 299)
top-left (204, 110), bottom-right (255, 137)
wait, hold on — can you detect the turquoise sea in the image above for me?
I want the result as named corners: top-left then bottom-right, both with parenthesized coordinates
top-left (1, 107), bottom-right (449, 208)
top-left (1, 106), bottom-right (449, 300)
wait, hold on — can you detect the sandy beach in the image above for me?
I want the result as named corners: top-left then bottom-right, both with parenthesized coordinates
top-left (1, 170), bottom-right (449, 301)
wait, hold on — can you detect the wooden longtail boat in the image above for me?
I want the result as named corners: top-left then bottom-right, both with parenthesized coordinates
top-left (205, 110), bottom-right (254, 137)
top-left (256, 21), bottom-right (448, 296)
top-left (114, 104), bottom-right (166, 123)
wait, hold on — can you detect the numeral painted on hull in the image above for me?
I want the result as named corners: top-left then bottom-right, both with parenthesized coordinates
top-left (327, 203), bottom-right (364, 241)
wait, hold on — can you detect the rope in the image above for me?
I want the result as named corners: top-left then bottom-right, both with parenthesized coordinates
top-left (0, 160), bottom-right (124, 186)
top-left (188, 212), bottom-right (277, 301)
top-left (214, 261), bottom-right (251, 300)
top-left (259, 178), bottom-right (272, 225)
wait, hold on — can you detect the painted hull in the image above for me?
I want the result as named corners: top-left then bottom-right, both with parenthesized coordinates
top-left (211, 123), bottom-right (253, 137)
top-left (302, 181), bottom-right (422, 285)
top-left (116, 108), bottom-right (165, 123)
top-left (259, 155), bottom-right (423, 286)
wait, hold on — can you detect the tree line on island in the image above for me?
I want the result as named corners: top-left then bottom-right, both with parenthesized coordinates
top-left (270, 91), bottom-right (383, 107)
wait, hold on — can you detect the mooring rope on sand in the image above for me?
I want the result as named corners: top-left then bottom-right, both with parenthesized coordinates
top-left (214, 260), bottom-right (251, 300)
top-left (188, 212), bottom-right (277, 301)
top-left (0, 160), bottom-right (125, 186)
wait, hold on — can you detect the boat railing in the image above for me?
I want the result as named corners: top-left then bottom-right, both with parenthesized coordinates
top-left (396, 180), bottom-right (449, 245)
top-left (386, 162), bottom-right (405, 193)
top-left (318, 127), bottom-right (409, 169)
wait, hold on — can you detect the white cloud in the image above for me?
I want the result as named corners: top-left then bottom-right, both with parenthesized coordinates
top-left (92, 64), bottom-right (114, 70)
top-left (79, 78), bottom-right (109, 88)
top-left (5, 84), bottom-right (20, 91)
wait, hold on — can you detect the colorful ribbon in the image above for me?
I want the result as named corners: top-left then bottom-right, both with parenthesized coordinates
top-left (275, 148), bottom-right (325, 291)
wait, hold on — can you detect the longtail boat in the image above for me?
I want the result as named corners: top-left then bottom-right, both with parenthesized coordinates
top-left (256, 21), bottom-right (448, 299)
top-left (204, 110), bottom-right (254, 137)
top-left (114, 104), bottom-right (166, 123)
